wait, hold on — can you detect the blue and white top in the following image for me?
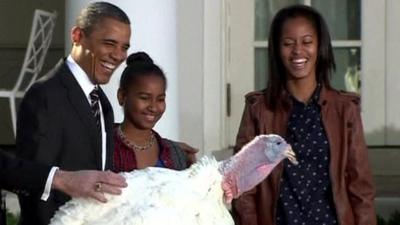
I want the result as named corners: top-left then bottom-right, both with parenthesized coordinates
top-left (276, 85), bottom-right (338, 225)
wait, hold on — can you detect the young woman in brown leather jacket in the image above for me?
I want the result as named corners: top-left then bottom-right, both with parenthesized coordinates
top-left (232, 5), bottom-right (376, 225)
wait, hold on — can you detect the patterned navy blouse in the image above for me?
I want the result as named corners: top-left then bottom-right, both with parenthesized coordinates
top-left (276, 86), bottom-right (338, 225)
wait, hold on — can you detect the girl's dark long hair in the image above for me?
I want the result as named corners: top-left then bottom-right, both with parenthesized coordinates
top-left (266, 5), bottom-right (335, 109)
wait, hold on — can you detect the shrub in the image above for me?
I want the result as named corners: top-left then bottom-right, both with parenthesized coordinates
top-left (6, 210), bottom-right (18, 225)
top-left (377, 210), bottom-right (400, 225)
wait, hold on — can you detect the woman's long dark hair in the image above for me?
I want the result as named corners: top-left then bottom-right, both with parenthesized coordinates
top-left (266, 5), bottom-right (335, 109)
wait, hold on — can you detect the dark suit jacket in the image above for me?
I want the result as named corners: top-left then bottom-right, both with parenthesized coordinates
top-left (16, 60), bottom-right (114, 225)
top-left (0, 152), bottom-right (50, 194)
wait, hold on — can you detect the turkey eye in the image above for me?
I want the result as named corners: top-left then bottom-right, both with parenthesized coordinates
top-left (277, 141), bottom-right (281, 145)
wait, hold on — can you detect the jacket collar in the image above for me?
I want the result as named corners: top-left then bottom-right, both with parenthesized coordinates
top-left (280, 83), bottom-right (324, 109)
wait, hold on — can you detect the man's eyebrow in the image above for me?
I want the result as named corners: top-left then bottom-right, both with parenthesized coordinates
top-left (102, 39), bottom-right (117, 43)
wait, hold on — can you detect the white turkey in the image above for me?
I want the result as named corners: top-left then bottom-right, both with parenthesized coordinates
top-left (49, 134), bottom-right (297, 225)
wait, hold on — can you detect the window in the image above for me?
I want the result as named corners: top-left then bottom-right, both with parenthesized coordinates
top-left (254, 0), bottom-right (361, 93)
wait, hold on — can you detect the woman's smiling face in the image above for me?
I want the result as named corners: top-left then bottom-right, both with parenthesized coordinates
top-left (279, 16), bottom-right (318, 81)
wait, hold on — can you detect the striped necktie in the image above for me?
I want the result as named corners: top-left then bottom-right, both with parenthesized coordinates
top-left (89, 86), bottom-right (101, 133)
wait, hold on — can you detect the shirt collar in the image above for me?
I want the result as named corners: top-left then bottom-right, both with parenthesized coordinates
top-left (288, 83), bottom-right (322, 106)
top-left (310, 83), bottom-right (322, 103)
top-left (66, 55), bottom-right (96, 97)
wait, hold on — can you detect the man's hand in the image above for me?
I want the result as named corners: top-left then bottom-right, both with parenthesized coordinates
top-left (176, 141), bottom-right (198, 164)
top-left (52, 170), bottom-right (127, 203)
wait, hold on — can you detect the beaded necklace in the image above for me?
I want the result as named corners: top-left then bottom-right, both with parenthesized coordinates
top-left (117, 126), bottom-right (155, 151)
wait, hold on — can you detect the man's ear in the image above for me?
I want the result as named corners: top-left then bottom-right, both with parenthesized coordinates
top-left (71, 26), bottom-right (84, 43)
top-left (117, 88), bottom-right (126, 106)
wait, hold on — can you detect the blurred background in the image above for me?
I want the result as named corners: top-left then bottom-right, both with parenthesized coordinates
top-left (0, 0), bottom-right (399, 223)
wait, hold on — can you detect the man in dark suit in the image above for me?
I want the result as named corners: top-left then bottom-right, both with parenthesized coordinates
top-left (15, 2), bottom-right (131, 224)
top-left (0, 151), bottom-right (127, 224)
top-left (0, 152), bottom-right (126, 201)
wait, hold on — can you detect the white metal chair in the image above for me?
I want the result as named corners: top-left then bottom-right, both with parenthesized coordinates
top-left (0, 9), bottom-right (57, 137)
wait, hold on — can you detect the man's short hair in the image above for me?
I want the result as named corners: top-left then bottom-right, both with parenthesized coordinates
top-left (75, 2), bottom-right (130, 35)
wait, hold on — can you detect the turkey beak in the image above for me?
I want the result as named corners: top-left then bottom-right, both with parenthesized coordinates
top-left (284, 146), bottom-right (298, 165)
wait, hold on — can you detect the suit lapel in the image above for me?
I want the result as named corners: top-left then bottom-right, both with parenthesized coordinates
top-left (57, 62), bottom-right (103, 169)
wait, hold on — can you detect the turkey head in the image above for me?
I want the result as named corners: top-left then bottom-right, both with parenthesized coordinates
top-left (219, 134), bottom-right (297, 203)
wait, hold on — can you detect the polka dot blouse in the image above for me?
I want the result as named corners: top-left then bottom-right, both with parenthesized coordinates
top-left (276, 86), bottom-right (338, 225)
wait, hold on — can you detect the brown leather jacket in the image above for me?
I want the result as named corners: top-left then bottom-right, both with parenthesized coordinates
top-left (232, 86), bottom-right (376, 225)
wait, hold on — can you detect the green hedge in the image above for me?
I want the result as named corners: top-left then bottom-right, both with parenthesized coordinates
top-left (377, 210), bottom-right (400, 225)
top-left (6, 210), bottom-right (18, 225)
